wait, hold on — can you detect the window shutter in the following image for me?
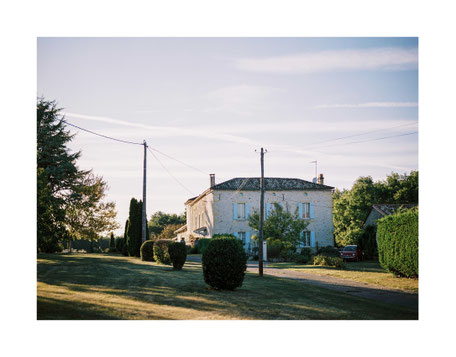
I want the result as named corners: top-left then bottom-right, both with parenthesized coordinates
top-left (299, 231), bottom-right (304, 248)
top-left (266, 203), bottom-right (271, 217)
top-left (298, 203), bottom-right (303, 219)
top-left (234, 232), bottom-right (239, 239)
top-left (246, 232), bottom-right (250, 247)
top-left (233, 203), bottom-right (238, 220)
top-left (245, 203), bottom-right (250, 219)
top-left (310, 231), bottom-right (316, 247)
top-left (310, 203), bottom-right (315, 219)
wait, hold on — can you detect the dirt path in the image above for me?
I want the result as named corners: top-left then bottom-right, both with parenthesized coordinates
top-left (188, 256), bottom-right (418, 310)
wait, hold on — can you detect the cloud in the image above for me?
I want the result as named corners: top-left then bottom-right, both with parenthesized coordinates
top-left (314, 102), bottom-right (418, 109)
top-left (234, 47), bottom-right (418, 74)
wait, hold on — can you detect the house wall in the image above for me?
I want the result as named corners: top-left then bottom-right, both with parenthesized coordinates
top-left (211, 189), bottom-right (334, 251)
top-left (185, 192), bottom-right (215, 241)
top-left (364, 209), bottom-right (383, 227)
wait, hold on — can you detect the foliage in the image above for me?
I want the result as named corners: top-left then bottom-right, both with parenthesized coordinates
top-left (291, 253), bottom-right (310, 264)
top-left (37, 98), bottom-right (88, 252)
top-left (196, 238), bottom-right (212, 254)
top-left (313, 255), bottom-right (345, 268)
top-left (377, 208), bottom-right (418, 278)
top-left (153, 239), bottom-right (172, 264)
top-left (109, 232), bottom-right (115, 249)
top-left (148, 211), bottom-right (186, 238)
top-left (299, 247), bottom-right (313, 263)
top-left (317, 245), bottom-right (340, 257)
top-left (168, 241), bottom-right (187, 269)
top-left (126, 198), bottom-right (148, 257)
top-left (140, 240), bottom-right (155, 261)
top-left (266, 238), bottom-right (282, 259)
top-left (157, 224), bottom-right (182, 240)
top-left (189, 245), bottom-right (198, 254)
top-left (359, 225), bottom-right (378, 259)
top-left (248, 203), bottom-right (309, 249)
top-left (333, 171), bottom-right (418, 247)
top-left (115, 237), bottom-right (124, 252)
top-left (202, 236), bottom-right (247, 290)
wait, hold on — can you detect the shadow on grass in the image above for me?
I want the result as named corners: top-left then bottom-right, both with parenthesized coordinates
top-left (37, 253), bottom-right (418, 320)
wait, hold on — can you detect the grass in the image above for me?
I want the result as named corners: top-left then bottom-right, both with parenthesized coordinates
top-left (266, 260), bottom-right (418, 293)
top-left (37, 253), bottom-right (417, 320)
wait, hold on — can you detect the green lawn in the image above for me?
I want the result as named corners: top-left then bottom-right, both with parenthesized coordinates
top-left (266, 261), bottom-right (418, 293)
top-left (37, 253), bottom-right (417, 320)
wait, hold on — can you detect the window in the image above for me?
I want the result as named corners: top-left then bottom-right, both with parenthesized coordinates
top-left (238, 232), bottom-right (246, 245)
top-left (302, 203), bottom-right (310, 219)
top-left (237, 203), bottom-right (245, 219)
top-left (302, 231), bottom-right (311, 247)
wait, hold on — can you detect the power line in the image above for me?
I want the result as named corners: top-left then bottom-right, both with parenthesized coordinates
top-left (149, 147), bottom-right (208, 175)
top-left (311, 131), bottom-right (418, 150)
top-left (300, 121), bottom-right (418, 148)
top-left (62, 120), bottom-right (143, 146)
top-left (147, 147), bottom-right (195, 196)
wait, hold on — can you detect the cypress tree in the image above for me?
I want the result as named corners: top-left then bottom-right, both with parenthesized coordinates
top-left (110, 232), bottom-right (115, 249)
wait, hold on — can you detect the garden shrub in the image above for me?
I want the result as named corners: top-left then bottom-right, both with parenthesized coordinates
top-left (140, 240), bottom-right (155, 261)
top-left (196, 238), bottom-right (211, 254)
top-left (189, 245), bottom-right (198, 254)
top-left (153, 239), bottom-right (172, 264)
top-left (291, 253), bottom-right (309, 264)
top-left (168, 241), bottom-right (187, 269)
top-left (313, 255), bottom-right (345, 268)
top-left (358, 225), bottom-right (378, 260)
top-left (377, 208), bottom-right (418, 278)
top-left (317, 245), bottom-right (340, 257)
top-left (266, 238), bottom-right (281, 259)
top-left (202, 236), bottom-right (247, 290)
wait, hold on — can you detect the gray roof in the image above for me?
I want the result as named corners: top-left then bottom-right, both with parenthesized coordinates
top-left (211, 177), bottom-right (333, 191)
top-left (372, 203), bottom-right (418, 216)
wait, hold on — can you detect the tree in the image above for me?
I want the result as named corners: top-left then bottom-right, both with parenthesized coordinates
top-left (37, 98), bottom-right (88, 252)
top-left (109, 232), bottom-right (115, 250)
top-left (333, 171), bottom-right (419, 247)
top-left (65, 173), bottom-right (120, 252)
top-left (148, 211), bottom-right (186, 238)
top-left (157, 224), bottom-right (183, 240)
top-left (248, 203), bottom-right (309, 248)
top-left (126, 198), bottom-right (148, 257)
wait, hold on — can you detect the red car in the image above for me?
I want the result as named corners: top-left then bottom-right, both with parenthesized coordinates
top-left (340, 245), bottom-right (363, 262)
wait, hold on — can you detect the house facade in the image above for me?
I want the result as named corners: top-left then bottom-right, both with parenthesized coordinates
top-left (178, 175), bottom-right (334, 252)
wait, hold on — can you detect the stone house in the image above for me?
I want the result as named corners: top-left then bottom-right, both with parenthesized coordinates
top-left (176, 174), bottom-right (334, 252)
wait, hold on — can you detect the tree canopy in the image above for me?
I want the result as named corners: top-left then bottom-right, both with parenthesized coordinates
top-left (248, 203), bottom-right (309, 248)
top-left (333, 171), bottom-right (418, 247)
top-left (148, 211), bottom-right (186, 238)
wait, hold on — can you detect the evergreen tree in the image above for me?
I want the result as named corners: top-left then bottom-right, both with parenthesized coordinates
top-left (110, 232), bottom-right (115, 249)
top-left (37, 98), bottom-right (88, 252)
top-left (127, 198), bottom-right (146, 257)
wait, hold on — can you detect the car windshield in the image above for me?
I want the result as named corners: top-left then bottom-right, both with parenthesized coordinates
top-left (343, 246), bottom-right (356, 251)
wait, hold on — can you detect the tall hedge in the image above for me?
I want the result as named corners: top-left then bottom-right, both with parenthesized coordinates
top-left (377, 208), bottom-right (418, 278)
top-left (168, 241), bottom-right (187, 269)
top-left (202, 236), bottom-right (247, 290)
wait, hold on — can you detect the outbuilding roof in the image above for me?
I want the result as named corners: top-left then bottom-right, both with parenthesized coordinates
top-left (372, 203), bottom-right (418, 216)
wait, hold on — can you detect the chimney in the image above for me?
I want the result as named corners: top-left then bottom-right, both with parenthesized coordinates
top-left (317, 173), bottom-right (324, 185)
top-left (210, 174), bottom-right (215, 188)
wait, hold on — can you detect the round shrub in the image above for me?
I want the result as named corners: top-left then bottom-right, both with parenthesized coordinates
top-left (202, 236), bottom-right (247, 290)
top-left (168, 241), bottom-right (187, 269)
top-left (153, 239), bottom-right (172, 264)
top-left (140, 240), bottom-right (155, 261)
top-left (313, 255), bottom-right (345, 268)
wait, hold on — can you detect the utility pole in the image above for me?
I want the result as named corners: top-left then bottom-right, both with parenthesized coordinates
top-left (258, 147), bottom-right (265, 277)
top-left (142, 140), bottom-right (147, 243)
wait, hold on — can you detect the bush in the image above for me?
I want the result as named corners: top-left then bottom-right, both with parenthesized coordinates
top-left (266, 238), bottom-right (282, 259)
top-left (153, 239), bottom-right (172, 264)
top-left (317, 245), bottom-right (340, 257)
top-left (140, 240), bottom-right (155, 261)
top-left (358, 225), bottom-right (378, 260)
top-left (291, 253), bottom-right (309, 264)
top-left (202, 236), bottom-right (247, 290)
top-left (121, 242), bottom-right (128, 256)
top-left (196, 238), bottom-right (211, 254)
top-left (168, 241), bottom-right (187, 269)
top-left (377, 208), bottom-right (418, 278)
top-left (189, 245), bottom-right (198, 254)
top-left (313, 255), bottom-right (345, 268)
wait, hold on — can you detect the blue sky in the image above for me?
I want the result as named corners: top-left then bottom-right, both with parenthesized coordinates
top-left (37, 37), bottom-right (418, 234)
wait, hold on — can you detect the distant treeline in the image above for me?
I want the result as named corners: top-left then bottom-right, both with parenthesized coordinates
top-left (71, 237), bottom-right (122, 251)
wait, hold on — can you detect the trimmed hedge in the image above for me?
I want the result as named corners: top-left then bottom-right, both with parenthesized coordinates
top-left (377, 208), bottom-right (418, 278)
top-left (202, 236), bottom-right (247, 290)
top-left (169, 241), bottom-right (187, 269)
top-left (140, 240), bottom-right (155, 261)
top-left (153, 239), bottom-right (172, 264)
top-left (313, 255), bottom-right (345, 268)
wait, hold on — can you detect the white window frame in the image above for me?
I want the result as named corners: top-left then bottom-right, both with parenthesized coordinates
top-left (302, 231), bottom-right (311, 247)
top-left (237, 203), bottom-right (245, 220)
top-left (302, 203), bottom-right (310, 219)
